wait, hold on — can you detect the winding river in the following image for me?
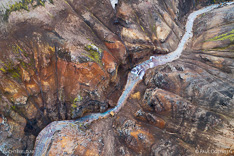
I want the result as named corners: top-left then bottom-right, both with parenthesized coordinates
top-left (33, 2), bottom-right (234, 155)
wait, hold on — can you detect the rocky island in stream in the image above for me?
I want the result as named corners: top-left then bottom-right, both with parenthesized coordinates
top-left (0, 0), bottom-right (233, 156)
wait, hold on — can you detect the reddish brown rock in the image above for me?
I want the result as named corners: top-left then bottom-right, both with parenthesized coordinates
top-left (0, 0), bottom-right (233, 155)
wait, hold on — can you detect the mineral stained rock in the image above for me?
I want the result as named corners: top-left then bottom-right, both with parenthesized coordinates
top-left (0, 0), bottom-right (233, 155)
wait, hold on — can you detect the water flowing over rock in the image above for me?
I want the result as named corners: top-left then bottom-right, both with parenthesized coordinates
top-left (0, 0), bottom-right (233, 155)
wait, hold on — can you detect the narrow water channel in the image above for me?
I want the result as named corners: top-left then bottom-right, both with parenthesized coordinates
top-left (33, 2), bottom-right (234, 155)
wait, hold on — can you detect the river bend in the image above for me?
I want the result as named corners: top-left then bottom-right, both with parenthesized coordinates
top-left (33, 2), bottom-right (234, 155)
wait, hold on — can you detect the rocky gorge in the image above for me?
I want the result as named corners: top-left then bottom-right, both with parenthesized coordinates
top-left (0, 0), bottom-right (233, 155)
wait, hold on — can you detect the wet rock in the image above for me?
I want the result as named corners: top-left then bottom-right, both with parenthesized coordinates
top-left (71, 100), bottom-right (108, 119)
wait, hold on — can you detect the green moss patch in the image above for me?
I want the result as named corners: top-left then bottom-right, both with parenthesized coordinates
top-left (0, 60), bottom-right (21, 80)
top-left (4, 0), bottom-right (54, 20)
top-left (0, 67), bottom-right (6, 73)
top-left (12, 44), bottom-right (27, 55)
top-left (11, 44), bottom-right (33, 70)
top-left (73, 95), bottom-right (83, 103)
top-left (84, 44), bottom-right (103, 67)
top-left (71, 95), bottom-right (83, 109)
top-left (71, 94), bottom-right (83, 117)
top-left (11, 105), bottom-right (16, 111)
top-left (207, 29), bottom-right (234, 42)
top-left (0, 44), bottom-right (30, 80)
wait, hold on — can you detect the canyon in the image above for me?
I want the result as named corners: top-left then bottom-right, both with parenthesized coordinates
top-left (0, 0), bottom-right (234, 155)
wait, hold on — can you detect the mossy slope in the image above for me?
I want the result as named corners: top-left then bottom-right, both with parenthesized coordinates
top-left (208, 29), bottom-right (234, 42)
top-left (4, 0), bottom-right (53, 20)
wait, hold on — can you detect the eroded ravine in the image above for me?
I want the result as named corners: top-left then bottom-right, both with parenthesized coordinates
top-left (33, 2), bottom-right (234, 155)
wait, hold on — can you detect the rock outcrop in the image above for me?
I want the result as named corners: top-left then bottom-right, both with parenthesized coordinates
top-left (0, 0), bottom-right (233, 155)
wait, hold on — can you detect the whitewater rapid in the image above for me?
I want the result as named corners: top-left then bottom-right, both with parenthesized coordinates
top-left (33, 2), bottom-right (234, 156)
